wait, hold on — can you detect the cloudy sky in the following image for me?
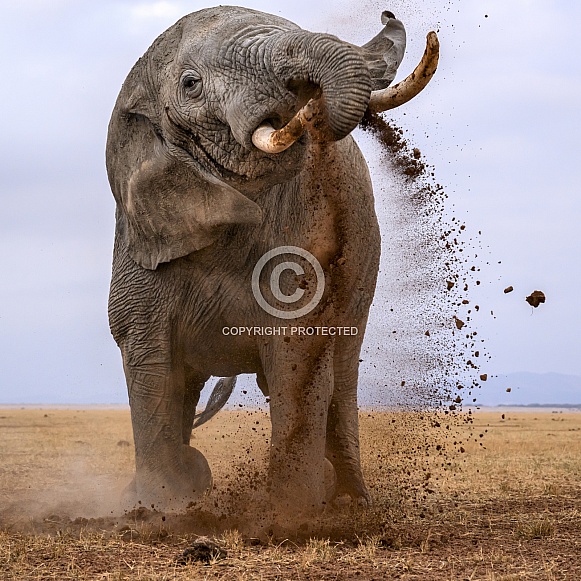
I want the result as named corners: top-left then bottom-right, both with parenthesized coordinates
top-left (1, 0), bottom-right (579, 404)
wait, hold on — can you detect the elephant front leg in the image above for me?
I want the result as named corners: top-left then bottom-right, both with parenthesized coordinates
top-left (326, 335), bottom-right (371, 505)
top-left (262, 336), bottom-right (335, 519)
top-left (122, 355), bottom-right (212, 510)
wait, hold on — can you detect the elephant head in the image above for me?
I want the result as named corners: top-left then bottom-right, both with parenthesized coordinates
top-left (106, 7), bottom-right (437, 271)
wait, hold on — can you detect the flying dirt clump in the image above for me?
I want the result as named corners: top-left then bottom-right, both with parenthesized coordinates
top-left (526, 290), bottom-right (546, 308)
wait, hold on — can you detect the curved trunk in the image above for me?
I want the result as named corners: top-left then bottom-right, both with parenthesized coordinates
top-left (268, 31), bottom-right (372, 142)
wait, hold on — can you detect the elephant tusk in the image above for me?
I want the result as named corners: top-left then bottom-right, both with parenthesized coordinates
top-left (368, 31), bottom-right (440, 113)
top-left (252, 99), bottom-right (317, 153)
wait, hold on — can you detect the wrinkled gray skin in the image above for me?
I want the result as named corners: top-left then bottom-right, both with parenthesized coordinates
top-left (106, 6), bottom-right (406, 518)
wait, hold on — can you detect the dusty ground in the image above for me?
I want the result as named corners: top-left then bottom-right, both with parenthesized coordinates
top-left (1, 407), bottom-right (580, 580)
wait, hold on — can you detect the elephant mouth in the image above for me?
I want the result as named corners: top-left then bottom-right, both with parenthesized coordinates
top-left (176, 117), bottom-right (306, 185)
top-left (186, 127), bottom-right (249, 181)
top-left (252, 99), bottom-right (318, 154)
top-left (164, 95), bottom-right (304, 183)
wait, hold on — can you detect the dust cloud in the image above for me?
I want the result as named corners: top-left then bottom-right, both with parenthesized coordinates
top-left (0, 409), bottom-right (132, 533)
top-left (361, 111), bottom-right (489, 408)
top-left (2, 467), bottom-right (125, 524)
top-left (350, 109), bottom-right (490, 517)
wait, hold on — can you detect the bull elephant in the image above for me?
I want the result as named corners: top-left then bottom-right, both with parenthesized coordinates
top-left (106, 5), bottom-right (438, 518)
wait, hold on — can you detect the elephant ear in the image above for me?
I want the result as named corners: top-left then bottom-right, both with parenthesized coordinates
top-left (361, 11), bottom-right (407, 90)
top-left (106, 79), bottom-right (263, 271)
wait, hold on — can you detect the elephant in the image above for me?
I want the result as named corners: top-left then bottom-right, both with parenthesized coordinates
top-left (106, 5), bottom-right (438, 519)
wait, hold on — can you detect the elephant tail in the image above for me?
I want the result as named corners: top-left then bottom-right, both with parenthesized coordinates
top-left (193, 376), bottom-right (237, 428)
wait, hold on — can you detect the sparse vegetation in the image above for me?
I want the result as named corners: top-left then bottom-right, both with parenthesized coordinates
top-left (516, 518), bottom-right (555, 540)
top-left (1, 408), bottom-right (580, 579)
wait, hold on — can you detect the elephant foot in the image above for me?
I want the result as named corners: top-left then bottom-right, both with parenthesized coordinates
top-left (120, 476), bottom-right (138, 510)
top-left (332, 482), bottom-right (372, 509)
top-left (325, 460), bottom-right (372, 508)
top-left (181, 444), bottom-right (213, 493)
top-left (269, 459), bottom-right (337, 525)
top-left (332, 492), bottom-right (372, 509)
top-left (134, 445), bottom-right (212, 512)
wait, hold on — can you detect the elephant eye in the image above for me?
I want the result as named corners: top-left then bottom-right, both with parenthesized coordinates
top-left (181, 71), bottom-right (203, 98)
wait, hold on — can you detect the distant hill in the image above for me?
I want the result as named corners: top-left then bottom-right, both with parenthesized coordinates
top-left (475, 372), bottom-right (581, 406)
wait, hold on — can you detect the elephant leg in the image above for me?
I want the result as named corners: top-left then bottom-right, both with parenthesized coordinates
top-left (181, 368), bottom-right (208, 444)
top-left (326, 334), bottom-right (371, 505)
top-left (121, 340), bottom-right (212, 510)
top-left (261, 335), bottom-right (335, 518)
top-left (256, 368), bottom-right (269, 397)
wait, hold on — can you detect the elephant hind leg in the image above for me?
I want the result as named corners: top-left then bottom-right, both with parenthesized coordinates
top-left (256, 368), bottom-right (269, 397)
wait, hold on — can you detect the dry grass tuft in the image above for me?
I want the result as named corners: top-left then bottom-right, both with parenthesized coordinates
top-left (516, 518), bottom-right (555, 540)
top-left (543, 482), bottom-right (561, 496)
top-left (220, 528), bottom-right (244, 551)
top-left (301, 537), bottom-right (338, 566)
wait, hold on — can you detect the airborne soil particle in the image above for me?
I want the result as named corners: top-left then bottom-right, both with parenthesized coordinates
top-left (526, 289), bottom-right (546, 307)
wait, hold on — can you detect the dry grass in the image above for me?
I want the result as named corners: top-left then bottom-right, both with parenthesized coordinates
top-left (1, 407), bottom-right (581, 579)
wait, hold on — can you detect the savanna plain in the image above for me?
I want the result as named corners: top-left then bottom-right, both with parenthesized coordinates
top-left (1, 406), bottom-right (580, 580)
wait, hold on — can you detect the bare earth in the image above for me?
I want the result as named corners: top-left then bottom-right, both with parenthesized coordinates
top-left (1, 407), bottom-right (580, 580)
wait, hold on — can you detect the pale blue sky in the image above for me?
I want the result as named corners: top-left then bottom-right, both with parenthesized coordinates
top-left (0, 0), bottom-right (579, 404)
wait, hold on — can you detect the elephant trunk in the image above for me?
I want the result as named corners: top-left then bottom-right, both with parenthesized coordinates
top-left (253, 28), bottom-right (440, 153)
top-left (261, 31), bottom-right (372, 147)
